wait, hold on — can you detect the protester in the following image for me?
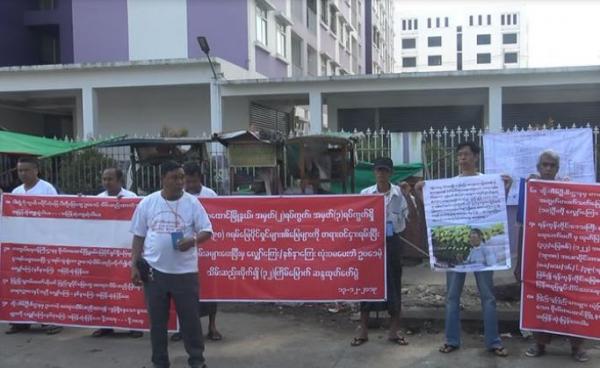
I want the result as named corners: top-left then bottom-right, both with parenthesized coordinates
top-left (130, 160), bottom-right (212, 368)
top-left (5, 157), bottom-right (62, 335)
top-left (91, 167), bottom-right (142, 338)
top-left (416, 142), bottom-right (511, 357)
top-left (523, 150), bottom-right (590, 363)
top-left (351, 157), bottom-right (409, 347)
top-left (170, 162), bottom-right (222, 342)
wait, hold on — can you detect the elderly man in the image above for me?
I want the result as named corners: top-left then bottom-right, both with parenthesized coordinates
top-left (130, 161), bottom-right (213, 368)
top-left (351, 157), bottom-right (409, 347)
top-left (523, 150), bottom-right (590, 363)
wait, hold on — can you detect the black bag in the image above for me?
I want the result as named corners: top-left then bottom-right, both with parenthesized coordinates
top-left (136, 258), bottom-right (151, 282)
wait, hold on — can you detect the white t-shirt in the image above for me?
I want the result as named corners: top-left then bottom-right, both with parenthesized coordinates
top-left (97, 188), bottom-right (137, 198)
top-left (361, 183), bottom-right (408, 234)
top-left (130, 191), bottom-right (213, 274)
top-left (12, 179), bottom-right (57, 195)
top-left (187, 185), bottom-right (218, 198)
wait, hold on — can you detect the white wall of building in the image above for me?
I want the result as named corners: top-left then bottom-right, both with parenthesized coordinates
top-left (127, 0), bottom-right (189, 61)
top-left (397, 11), bottom-right (527, 73)
top-left (96, 85), bottom-right (211, 137)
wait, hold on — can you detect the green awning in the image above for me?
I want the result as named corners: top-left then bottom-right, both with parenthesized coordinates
top-left (0, 130), bottom-right (125, 158)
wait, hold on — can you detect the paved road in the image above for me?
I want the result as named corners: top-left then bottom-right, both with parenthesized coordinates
top-left (1, 307), bottom-right (597, 368)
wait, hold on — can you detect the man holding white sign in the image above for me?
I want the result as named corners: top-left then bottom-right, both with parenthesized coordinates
top-left (417, 142), bottom-right (512, 357)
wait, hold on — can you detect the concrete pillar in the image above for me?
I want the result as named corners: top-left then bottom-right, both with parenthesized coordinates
top-left (210, 81), bottom-right (223, 134)
top-left (309, 90), bottom-right (323, 134)
top-left (486, 86), bottom-right (503, 132)
top-left (80, 87), bottom-right (97, 140)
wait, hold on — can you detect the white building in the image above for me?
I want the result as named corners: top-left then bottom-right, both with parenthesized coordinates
top-left (397, 11), bottom-right (528, 72)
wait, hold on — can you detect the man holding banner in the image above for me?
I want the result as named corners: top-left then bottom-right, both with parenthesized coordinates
top-left (522, 151), bottom-right (590, 363)
top-left (130, 161), bottom-right (213, 368)
top-left (351, 157), bottom-right (409, 347)
top-left (417, 142), bottom-right (512, 357)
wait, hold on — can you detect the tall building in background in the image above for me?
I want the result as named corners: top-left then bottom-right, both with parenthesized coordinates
top-left (396, 10), bottom-right (527, 72)
top-left (0, 0), bottom-right (395, 77)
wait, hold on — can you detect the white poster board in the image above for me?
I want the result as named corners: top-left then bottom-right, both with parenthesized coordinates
top-left (423, 174), bottom-right (511, 272)
top-left (483, 128), bottom-right (595, 205)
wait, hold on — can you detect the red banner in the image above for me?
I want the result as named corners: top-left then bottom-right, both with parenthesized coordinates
top-left (199, 196), bottom-right (386, 301)
top-left (0, 194), bottom-right (385, 328)
top-left (521, 180), bottom-right (600, 340)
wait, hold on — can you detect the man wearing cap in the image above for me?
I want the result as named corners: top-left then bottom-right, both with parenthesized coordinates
top-left (351, 157), bottom-right (409, 347)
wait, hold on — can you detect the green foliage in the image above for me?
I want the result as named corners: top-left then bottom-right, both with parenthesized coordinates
top-left (49, 149), bottom-right (118, 195)
top-left (431, 223), bottom-right (505, 264)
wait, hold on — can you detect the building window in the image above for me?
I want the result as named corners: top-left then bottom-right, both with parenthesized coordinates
top-left (329, 5), bottom-right (337, 34)
top-left (478, 15), bottom-right (482, 25)
top-left (428, 18), bottom-right (431, 28)
top-left (414, 19), bottom-right (418, 30)
top-left (457, 52), bottom-right (463, 70)
top-left (321, 0), bottom-right (328, 23)
top-left (436, 17), bottom-right (440, 27)
top-left (457, 33), bottom-right (462, 51)
top-left (346, 27), bottom-right (351, 49)
top-left (504, 52), bottom-right (518, 64)
top-left (507, 13), bottom-right (512, 25)
top-left (503, 33), bottom-right (517, 44)
top-left (469, 15), bottom-right (473, 26)
top-left (477, 53), bottom-right (491, 64)
top-left (428, 55), bottom-right (442, 66)
top-left (402, 57), bottom-right (416, 67)
top-left (321, 55), bottom-right (328, 75)
top-left (477, 34), bottom-right (491, 45)
top-left (513, 14), bottom-right (518, 25)
top-left (276, 22), bottom-right (286, 57)
top-left (402, 38), bottom-right (416, 49)
top-left (402, 19), bottom-right (406, 31)
top-left (445, 17), bottom-right (449, 27)
top-left (487, 14), bottom-right (491, 25)
top-left (501, 14), bottom-right (505, 25)
top-left (428, 36), bottom-right (442, 47)
top-left (457, 26), bottom-right (462, 32)
top-left (256, 5), bottom-right (268, 45)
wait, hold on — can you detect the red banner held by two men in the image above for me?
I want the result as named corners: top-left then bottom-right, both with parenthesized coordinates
top-left (521, 180), bottom-right (600, 340)
top-left (0, 194), bottom-right (385, 330)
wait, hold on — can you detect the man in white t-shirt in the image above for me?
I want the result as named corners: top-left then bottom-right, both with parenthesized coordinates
top-left (5, 157), bottom-right (62, 335)
top-left (130, 161), bottom-right (212, 368)
top-left (92, 167), bottom-right (142, 338)
top-left (170, 162), bottom-right (221, 343)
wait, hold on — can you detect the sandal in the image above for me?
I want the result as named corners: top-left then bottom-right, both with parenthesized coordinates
top-left (45, 325), bottom-right (63, 335)
top-left (170, 332), bottom-right (182, 342)
top-left (525, 344), bottom-right (545, 357)
top-left (5, 324), bottom-right (30, 335)
top-left (92, 328), bottom-right (114, 337)
top-left (388, 336), bottom-right (409, 346)
top-left (206, 330), bottom-right (223, 341)
top-left (572, 349), bottom-right (590, 363)
top-left (490, 346), bottom-right (509, 357)
top-left (350, 336), bottom-right (368, 347)
top-left (439, 344), bottom-right (459, 353)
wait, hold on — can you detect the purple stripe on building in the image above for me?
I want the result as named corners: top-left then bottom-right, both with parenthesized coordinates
top-left (71, 0), bottom-right (129, 63)
top-left (254, 46), bottom-right (287, 78)
top-left (364, 0), bottom-right (372, 74)
top-left (187, 0), bottom-right (248, 70)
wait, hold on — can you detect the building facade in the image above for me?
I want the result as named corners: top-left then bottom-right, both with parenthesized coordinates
top-left (397, 11), bottom-right (527, 72)
top-left (0, 0), bottom-right (394, 77)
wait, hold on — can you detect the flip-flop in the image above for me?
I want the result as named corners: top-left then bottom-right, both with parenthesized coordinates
top-left (206, 331), bottom-right (223, 341)
top-left (45, 326), bottom-right (63, 335)
top-left (490, 346), bottom-right (509, 357)
top-left (5, 325), bottom-right (30, 335)
top-left (350, 337), bottom-right (368, 347)
top-left (388, 336), bottom-right (409, 346)
top-left (91, 328), bottom-right (114, 337)
top-left (439, 344), bottom-right (459, 353)
top-left (572, 349), bottom-right (590, 363)
top-left (525, 344), bottom-right (545, 357)
top-left (170, 332), bottom-right (182, 342)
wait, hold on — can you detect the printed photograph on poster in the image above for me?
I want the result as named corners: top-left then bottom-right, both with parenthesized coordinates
top-left (430, 223), bottom-right (507, 271)
top-left (423, 174), bottom-right (511, 272)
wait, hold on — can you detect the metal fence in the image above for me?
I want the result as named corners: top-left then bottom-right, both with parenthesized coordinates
top-left (422, 123), bottom-right (600, 180)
